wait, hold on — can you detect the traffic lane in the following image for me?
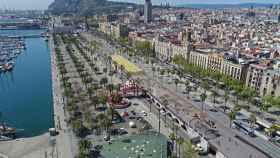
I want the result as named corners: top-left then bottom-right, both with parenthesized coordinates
top-left (83, 32), bottom-right (270, 157)
top-left (140, 73), bottom-right (268, 157)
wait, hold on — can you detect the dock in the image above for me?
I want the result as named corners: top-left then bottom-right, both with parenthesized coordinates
top-left (8, 35), bottom-right (42, 39)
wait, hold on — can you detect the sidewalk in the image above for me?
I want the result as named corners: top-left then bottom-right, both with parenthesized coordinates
top-left (49, 36), bottom-right (76, 158)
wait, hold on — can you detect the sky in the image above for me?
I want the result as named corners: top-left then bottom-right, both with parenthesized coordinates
top-left (0, 0), bottom-right (279, 10)
top-left (113, 0), bottom-right (279, 5)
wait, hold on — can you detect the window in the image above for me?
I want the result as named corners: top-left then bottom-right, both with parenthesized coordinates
top-left (263, 88), bottom-right (267, 95)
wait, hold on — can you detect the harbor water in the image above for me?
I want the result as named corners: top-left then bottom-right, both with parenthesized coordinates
top-left (0, 29), bottom-right (53, 137)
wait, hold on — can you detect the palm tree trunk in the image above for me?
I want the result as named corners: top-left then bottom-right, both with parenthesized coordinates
top-left (158, 108), bottom-right (161, 134)
top-left (178, 144), bottom-right (181, 158)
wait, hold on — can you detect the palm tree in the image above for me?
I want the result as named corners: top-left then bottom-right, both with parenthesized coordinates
top-left (248, 113), bottom-right (257, 130)
top-left (176, 137), bottom-right (184, 158)
top-left (266, 124), bottom-right (280, 139)
top-left (102, 115), bottom-right (112, 136)
top-left (107, 84), bottom-right (115, 94)
top-left (91, 95), bottom-right (99, 109)
top-left (79, 139), bottom-right (92, 153)
top-left (107, 56), bottom-right (112, 71)
top-left (174, 78), bottom-right (180, 91)
top-left (98, 94), bottom-right (107, 110)
top-left (182, 139), bottom-right (198, 158)
top-left (185, 81), bottom-right (191, 98)
top-left (169, 132), bottom-right (177, 155)
top-left (200, 93), bottom-right (207, 112)
top-left (158, 107), bottom-right (161, 134)
top-left (223, 88), bottom-right (230, 112)
top-left (211, 90), bottom-right (218, 107)
top-left (152, 66), bottom-right (156, 77)
top-left (201, 80), bottom-right (210, 93)
top-left (100, 77), bottom-right (108, 87)
top-left (120, 65), bottom-right (125, 73)
top-left (233, 84), bottom-right (243, 105)
top-left (246, 88), bottom-right (256, 107)
top-left (107, 106), bottom-right (114, 121)
top-left (228, 110), bottom-right (236, 128)
top-left (84, 111), bottom-right (93, 129)
top-left (261, 95), bottom-right (273, 112)
top-left (103, 67), bottom-right (108, 76)
top-left (71, 119), bottom-right (84, 136)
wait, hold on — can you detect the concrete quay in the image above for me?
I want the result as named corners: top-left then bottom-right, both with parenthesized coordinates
top-left (49, 35), bottom-right (76, 158)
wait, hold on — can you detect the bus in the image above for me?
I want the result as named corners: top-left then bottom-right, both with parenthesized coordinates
top-left (232, 120), bottom-right (255, 137)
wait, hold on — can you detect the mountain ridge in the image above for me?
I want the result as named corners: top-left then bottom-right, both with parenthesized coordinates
top-left (48, 0), bottom-right (137, 15)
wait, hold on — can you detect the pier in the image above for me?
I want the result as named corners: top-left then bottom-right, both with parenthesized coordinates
top-left (8, 34), bottom-right (42, 39)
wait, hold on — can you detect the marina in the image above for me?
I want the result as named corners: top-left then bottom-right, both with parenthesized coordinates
top-left (0, 29), bottom-right (53, 138)
top-left (0, 36), bottom-right (26, 72)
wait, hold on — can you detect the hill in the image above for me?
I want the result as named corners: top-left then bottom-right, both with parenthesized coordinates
top-left (48, 0), bottom-right (137, 15)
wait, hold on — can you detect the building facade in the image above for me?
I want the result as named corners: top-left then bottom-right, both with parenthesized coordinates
top-left (144, 0), bottom-right (152, 23)
top-left (245, 60), bottom-right (278, 96)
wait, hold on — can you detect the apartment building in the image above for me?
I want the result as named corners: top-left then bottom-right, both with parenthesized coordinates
top-left (245, 60), bottom-right (274, 96)
top-left (259, 69), bottom-right (280, 97)
top-left (189, 50), bottom-right (209, 70)
top-left (99, 22), bottom-right (128, 39)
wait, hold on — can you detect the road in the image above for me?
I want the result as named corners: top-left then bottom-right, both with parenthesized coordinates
top-left (80, 31), bottom-right (280, 158)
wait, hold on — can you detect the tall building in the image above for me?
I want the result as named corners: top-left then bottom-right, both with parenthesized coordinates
top-left (144, 0), bottom-right (152, 23)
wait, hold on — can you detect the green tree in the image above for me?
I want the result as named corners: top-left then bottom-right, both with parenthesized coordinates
top-left (71, 119), bottom-right (85, 137)
top-left (201, 80), bottom-right (210, 93)
top-left (174, 78), bottom-right (180, 91)
top-left (228, 110), bottom-right (237, 128)
top-left (107, 84), bottom-right (115, 94)
top-left (223, 88), bottom-right (230, 112)
top-left (169, 132), bottom-right (177, 154)
top-left (200, 93), bottom-right (207, 112)
top-left (107, 106), bottom-right (115, 121)
top-left (266, 124), bottom-right (280, 139)
top-left (100, 77), bottom-right (108, 87)
top-left (78, 139), bottom-right (92, 155)
top-left (176, 137), bottom-right (184, 158)
top-left (182, 139), bottom-right (198, 158)
top-left (185, 81), bottom-right (191, 98)
top-left (98, 94), bottom-right (107, 110)
top-left (248, 113), bottom-right (257, 130)
top-left (261, 95), bottom-right (273, 112)
top-left (91, 95), bottom-right (99, 109)
top-left (152, 66), bottom-right (156, 77)
top-left (84, 111), bottom-right (93, 129)
top-left (211, 90), bottom-right (218, 107)
top-left (135, 40), bottom-right (153, 62)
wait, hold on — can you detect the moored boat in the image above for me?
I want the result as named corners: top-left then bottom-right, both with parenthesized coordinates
top-left (2, 61), bottom-right (14, 71)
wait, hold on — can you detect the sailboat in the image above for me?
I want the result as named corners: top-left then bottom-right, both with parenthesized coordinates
top-left (0, 113), bottom-right (17, 140)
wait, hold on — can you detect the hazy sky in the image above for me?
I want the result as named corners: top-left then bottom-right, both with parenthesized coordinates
top-left (113, 0), bottom-right (280, 5)
top-left (0, 0), bottom-right (279, 10)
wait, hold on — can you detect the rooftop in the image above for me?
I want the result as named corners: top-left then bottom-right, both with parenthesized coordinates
top-left (100, 131), bottom-right (168, 158)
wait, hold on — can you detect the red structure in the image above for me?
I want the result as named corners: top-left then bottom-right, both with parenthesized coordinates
top-left (120, 80), bottom-right (143, 97)
top-left (108, 80), bottom-right (144, 109)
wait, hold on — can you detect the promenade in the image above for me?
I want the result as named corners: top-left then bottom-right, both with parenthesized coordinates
top-left (49, 35), bottom-right (76, 158)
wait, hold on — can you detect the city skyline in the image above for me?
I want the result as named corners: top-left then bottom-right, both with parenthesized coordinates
top-left (1, 0), bottom-right (280, 158)
top-left (1, 0), bottom-right (280, 10)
